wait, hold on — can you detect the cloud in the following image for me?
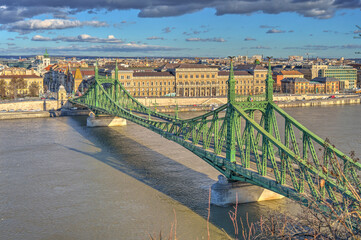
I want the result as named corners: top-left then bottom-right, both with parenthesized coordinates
top-left (244, 37), bottom-right (256, 41)
top-left (162, 27), bottom-right (175, 33)
top-left (15, 36), bottom-right (29, 40)
top-left (260, 25), bottom-right (277, 29)
top-left (31, 34), bottom-right (123, 43)
top-left (266, 28), bottom-right (286, 34)
top-left (283, 44), bottom-right (361, 51)
top-left (250, 46), bottom-right (271, 49)
top-left (288, 30), bottom-right (294, 33)
top-left (146, 36), bottom-right (164, 40)
top-left (183, 28), bottom-right (210, 36)
top-left (186, 37), bottom-right (226, 42)
top-left (32, 35), bottom-right (51, 41)
top-left (0, 0), bottom-right (360, 24)
top-left (7, 38), bottom-right (14, 40)
top-left (1, 19), bottom-right (108, 34)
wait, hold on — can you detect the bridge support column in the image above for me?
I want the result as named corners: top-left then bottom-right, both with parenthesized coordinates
top-left (87, 112), bottom-right (126, 127)
top-left (211, 175), bottom-right (284, 206)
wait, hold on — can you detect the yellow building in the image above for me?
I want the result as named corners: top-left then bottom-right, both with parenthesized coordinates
top-left (109, 64), bottom-right (266, 97)
top-left (0, 74), bottom-right (43, 96)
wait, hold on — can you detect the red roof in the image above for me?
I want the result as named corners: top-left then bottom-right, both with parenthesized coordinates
top-left (45, 65), bottom-right (54, 71)
top-left (71, 70), bottom-right (95, 76)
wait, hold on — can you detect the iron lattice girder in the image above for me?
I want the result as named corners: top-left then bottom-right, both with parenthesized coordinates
top-left (70, 71), bottom-right (361, 218)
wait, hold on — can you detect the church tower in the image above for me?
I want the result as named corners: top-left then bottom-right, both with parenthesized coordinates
top-left (73, 68), bottom-right (83, 93)
top-left (43, 49), bottom-right (50, 67)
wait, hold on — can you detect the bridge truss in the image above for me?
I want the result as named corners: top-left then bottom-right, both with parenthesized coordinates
top-left (70, 59), bottom-right (361, 224)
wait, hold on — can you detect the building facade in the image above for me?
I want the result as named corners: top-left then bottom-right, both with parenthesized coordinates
top-left (320, 66), bottom-right (357, 90)
top-left (108, 64), bottom-right (267, 97)
top-left (281, 78), bottom-right (309, 94)
top-left (0, 74), bottom-right (43, 96)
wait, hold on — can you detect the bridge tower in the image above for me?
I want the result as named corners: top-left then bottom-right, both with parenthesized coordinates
top-left (226, 57), bottom-right (236, 163)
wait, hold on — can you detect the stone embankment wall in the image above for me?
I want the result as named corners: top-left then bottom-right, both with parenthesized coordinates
top-left (135, 94), bottom-right (359, 107)
top-left (0, 111), bottom-right (50, 120)
top-left (278, 97), bottom-right (361, 108)
top-left (0, 100), bottom-right (58, 111)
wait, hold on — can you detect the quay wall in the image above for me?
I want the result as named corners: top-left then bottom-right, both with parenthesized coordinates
top-left (0, 111), bottom-right (50, 120)
top-left (135, 94), bottom-right (360, 107)
top-left (278, 97), bottom-right (361, 108)
top-left (0, 100), bottom-right (58, 111)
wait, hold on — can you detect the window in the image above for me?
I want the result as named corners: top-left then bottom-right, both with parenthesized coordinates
top-left (121, 76), bottom-right (124, 79)
top-left (190, 75), bottom-right (193, 78)
top-left (212, 75), bottom-right (215, 78)
top-left (201, 75), bottom-right (204, 78)
top-left (179, 74), bottom-right (182, 78)
top-left (185, 75), bottom-right (188, 78)
top-left (127, 76), bottom-right (130, 79)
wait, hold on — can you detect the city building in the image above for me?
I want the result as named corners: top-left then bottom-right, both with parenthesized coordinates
top-left (281, 77), bottom-right (339, 94)
top-left (44, 66), bottom-right (94, 94)
top-left (281, 78), bottom-right (309, 94)
top-left (106, 63), bottom-right (267, 97)
top-left (311, 64), bottom-right (328, 79)
top-left (320, 66), bottom-right (357, 90)
top-left (274, 70), bottom-right (304, 92)
top-left (311, 77), bottom-right (339, 94)
top-left (288, 56), bottom-right (303, 62)
top-left (0, 74), bottom-right (43, 96)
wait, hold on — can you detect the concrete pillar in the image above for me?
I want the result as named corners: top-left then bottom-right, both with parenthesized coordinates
top-left (87, 112), bottom-right (127, 127)
top-left (211, 175), bottom-right (284, 206)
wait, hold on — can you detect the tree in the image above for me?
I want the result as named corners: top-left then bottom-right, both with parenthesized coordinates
top-left (9, 77), bottom-right (26, 99)
top-left (28, 82), bottom-right (39, 97)
top-left (0, 79), bottom-right (6, 98)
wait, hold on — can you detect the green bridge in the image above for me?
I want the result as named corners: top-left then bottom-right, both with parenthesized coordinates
top-left (70, 58), bottom-right (361, 224)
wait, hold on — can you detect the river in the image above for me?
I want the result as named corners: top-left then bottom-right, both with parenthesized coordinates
top-left (0, 104), bottom-right (360, 239)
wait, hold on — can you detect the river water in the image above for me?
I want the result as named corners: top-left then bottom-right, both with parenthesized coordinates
top-left (0, 104), bottom-right (360, 240)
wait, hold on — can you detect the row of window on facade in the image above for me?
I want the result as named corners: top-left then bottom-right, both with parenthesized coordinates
top-left (178, 74), bottom-right (216, 79)
top-left (125, 81), bottom-right (175, 86)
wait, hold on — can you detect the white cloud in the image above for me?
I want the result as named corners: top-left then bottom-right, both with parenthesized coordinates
top-left (186, 37), bottom-right (225, 42)
top-left (266, 29), bottom-right (286, 34)
top-left (32, 35), bottom-right (51, 41)
top-left (30, 34), bottom-right (123, 43)
top-left (2, 19), bottom-right (108, 33)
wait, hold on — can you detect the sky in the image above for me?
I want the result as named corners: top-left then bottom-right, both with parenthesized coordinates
top-left (0, 0), bottom-right (360, 58)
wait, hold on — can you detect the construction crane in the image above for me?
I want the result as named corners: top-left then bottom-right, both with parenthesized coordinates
top-left (354, 25), bottom-right (361, 39)
top-left (305, 53), bottom-right (314, 61)
top-left (354, 26), bottom-right (361, 54)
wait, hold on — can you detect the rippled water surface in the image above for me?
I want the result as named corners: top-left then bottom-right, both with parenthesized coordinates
top-left (0, 104), bottom-right (360, 239)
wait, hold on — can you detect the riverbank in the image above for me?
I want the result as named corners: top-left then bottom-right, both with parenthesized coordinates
top-left (277, 96), bottom-right (361, 108)
top-left (0, 111), bottom-right (50, 120)
top-left (0, 95), bottom-right (360, 119)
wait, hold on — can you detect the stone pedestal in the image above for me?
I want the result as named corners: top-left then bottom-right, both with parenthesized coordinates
top-left (87, 114), bottom-right (127, 127)
top-left (211, 175), bottom-right (284, 206)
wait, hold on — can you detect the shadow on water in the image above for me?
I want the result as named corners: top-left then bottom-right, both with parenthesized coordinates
top-left (63, 115), bottom-right (293, 237)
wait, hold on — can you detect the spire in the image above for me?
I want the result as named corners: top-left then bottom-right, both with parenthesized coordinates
top-left (227, 56), bottom-right (235, 103)
top-left (266, 57), bottom-right (274, 102)
top-left (44, 49), bottom-right (49, 58)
